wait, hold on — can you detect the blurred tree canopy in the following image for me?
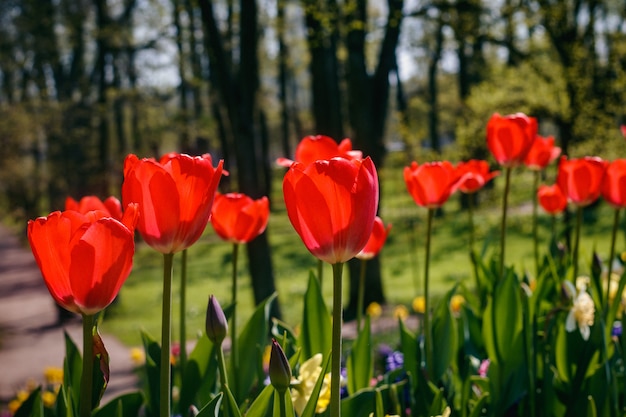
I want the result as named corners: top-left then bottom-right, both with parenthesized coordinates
top-left (1, 0), bottom-right (625, 311)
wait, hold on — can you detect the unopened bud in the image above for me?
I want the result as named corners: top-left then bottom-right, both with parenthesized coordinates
top-left (206, 295), bottom-right (228, 345)
top-left (269, 339), bottom-right (292, 393)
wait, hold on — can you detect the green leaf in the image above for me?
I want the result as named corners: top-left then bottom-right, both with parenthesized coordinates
top-left (272, 389), bottom-right (295, 417)
top-left (340, 389), bottom-right (376, 417)
top-left (63, 331), bottom-right (82, 416)
top-left (235, 293), bottom-right (277, 400)
top-left (300, 352), bottom-right (331, 417)
top-left (244, 384), bottom-right (274, 417)
top-left (399, 319), bottom-right (419, 383)
top-left (468, 392), bottom-right (489, 417)
top-left (55, 385), bottom-right (71, 417)
top-left (374, 389), bottom-right (385, 417)
top-left (141, 331), bottom-right (162, 416)
top-left (224, 384), bottom-right (243, 417)
top-left (179, 334), bottom-right (216, 412)
top-left (195, 393), bottom-right (223, 417)
top-left (299, 272), bottom-right (332, 360)
top-left (431, 288), bottom-right (458, 382)
top-left (14, 387), bottom-right (43, 417)
top-left (586, 395), bottom-right (597, 417)
top-left (93, 392), bottom-right (144, 417)
top-left (347, 316), bottom-right (373, 395)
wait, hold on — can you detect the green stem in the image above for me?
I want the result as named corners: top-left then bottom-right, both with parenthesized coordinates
top-left (522, 289), bottom-right (536, 417)
top-left (330, 262), bottom-right (344, 417)
top-left (423, 208), bottom-right (434, 379)
top-left (606, 209), bottom-right (620, 311)
top-left (216, 344), bottom-right (229, 388)
top-left (161, 253), bottom-right (175, 417)
top-left (573, 206), bottom-right (582, 281)
top-left (468, 194), bottom-right (481, 301)
top-left (231, 243), bottom-right (240, 396)
top-left (532, 171), bottom-right (540, 278)
top-left (317, 259), bottom-right (324, 290)
top-left (356, 258), bottom-right (366, 333)
top-left (79, 314), bottom-right (95, 417)
top-left (278, 389), bottom-right (287, 417)
top-left (179, 249), bottom-right (188, 371)
top-left (499, 167), bottom-right (512, 280)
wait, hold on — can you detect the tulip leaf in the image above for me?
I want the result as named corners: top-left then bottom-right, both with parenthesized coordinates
top-left (93, 392), bottom-right (144, 417)
top-left (272, 388), bottom-right (295, 417)
top-left (141, 331), bottom-right (162, 417)
top-left (399, 319), bottom-right (419, 382)
top-left (195, 393), bottom-right (223, 417)
top-left (14, 387), bottom-right (42, 417)
top-left (347, 315), bottom-right (373, 395)
top-left (300, 352), bottom-right (331, 417)
top-left (299, 272), bottom-right (332, 360)
top-left (431, 287), bottom-right (458, 382)
top-left (92, 331), bottom-right (110, 408)
top-left (243, 384), bottom-right (274, 417)
top-left (180, 334), bottom-right (216, 412)
top-left (375, 389), bottom-right (385, 417)
top-left (340, 389), bottom-right (376, 417)
top-left (235, 292), bottom-right (277, 401)
top-left (224, 383), bottom-right (243, 417)
top-left (63, 331), bottom-right (82, 416)
top-left (55, 385), bottom-right (71, 417)
top-left (468, 392), bottom-right (489, 417)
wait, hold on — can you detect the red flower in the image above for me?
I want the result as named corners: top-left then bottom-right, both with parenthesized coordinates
top-left (65, 195), bottom-right (123, 220)
top-left (621, 125), bottom-right (626, 138)
top-left (277, 135), bottom-right (362, 167)
top-left (27, 206), bottom-right (139, 315)
top-left (122, 153), bottom-right (224, 254)
top-left (283, 157), bottom-right (379, 264)
top-left (601, 159), bottom-right (626, 209)
top-left (455, 160), bottom-right (499, 194)
top-left (356, 216), bottom-right (391, 260)
top-left (523, 135), bottom-right (561, 170)
top-left (404, 161), bottom-right (460, 208)
top-left (537, 184), bottom-right (567, 215)
top-left (556, 156), bottom-right (608, 207)
top-left (210, 192), bottom-right (270, 244)
top-left (486, 113), bottom-right (538, 167)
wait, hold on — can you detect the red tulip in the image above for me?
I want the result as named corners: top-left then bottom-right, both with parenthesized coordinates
top-left (122, 153), bottom-right (224, 254)
top-left (27, 206), bottom-right (139, 315)
top-left (65, 195), bottom-right (123, 220)
top-left (621, 125), bottom-right (626, 138)
top-left (556, 156), bottom-right (607, 207)
top-left (486, 113), bottom-right (537, 167)
top-left (523, 135), bottom-right (561, 170)
top-left (404, 161), bottom-right (460, 208)
top-left (601, 159), bottom-right (626, 209)
top-left (537, 184), bottom-right (567, 215)
top-left (356, 216), bottom-right (391, 260)
top-left (455, 160), bottom-right (500, 194)
top-left (276, 135), bottom-right (362, 167)
top-left (283, 157), bottom-right (379, 264)
top-left (210, 192), bottom-right (270, 244)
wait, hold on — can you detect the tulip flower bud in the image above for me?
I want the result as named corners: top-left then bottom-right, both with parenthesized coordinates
top-left (206, 295), bottom-right (228, 345)
top-left (269, 339), bottom-right (292, 393)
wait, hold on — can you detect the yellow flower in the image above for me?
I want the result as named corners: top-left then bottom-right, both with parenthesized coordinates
top-left (565, 282), bottom-right (595, 341)
top-left (42, 390), bottom-right (57, 408)
top-left (44, 366), bottom-right (63, 385)
top-left (450, 295), bottom-right (465, 314)
top-left (576, 276), bottom-right (590, 292)
top-left (130, 347), bottom-right (145, 366)
top-left (366, 302), bottom-right (382, 318)
top-left (290, 354), bottom-right (331, 415)
top-left (393, 305), bottom-right (409, 320)
top-left (412, 296), bottom-right (425, 314)
top-left (433, 406), bottom-right (451, 417)
top-left (8, 399), bottom-right (23, 414)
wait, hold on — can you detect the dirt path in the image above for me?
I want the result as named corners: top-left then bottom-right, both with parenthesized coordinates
top-left (0, 224), bottom-right (137, 406)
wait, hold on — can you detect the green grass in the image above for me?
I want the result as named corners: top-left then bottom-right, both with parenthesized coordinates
top-left (102, 162), bottom-right (622, 347)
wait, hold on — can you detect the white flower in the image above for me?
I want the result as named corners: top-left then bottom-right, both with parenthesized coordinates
top-left (565, 284), bottom-right (595, 341)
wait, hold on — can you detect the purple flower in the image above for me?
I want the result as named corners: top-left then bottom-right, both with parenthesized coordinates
top-left (385, 351), bottom-right (404, 372)
top-left (612, 321), bottom-right (622, 337)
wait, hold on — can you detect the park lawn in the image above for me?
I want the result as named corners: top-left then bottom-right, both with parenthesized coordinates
top-left (101, 163), bottom-right (619, 347)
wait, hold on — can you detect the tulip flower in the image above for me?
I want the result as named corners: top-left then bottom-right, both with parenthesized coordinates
top-left (210, 193), bottom-right (270, 244)
top-left (621, 125), bottom-right (626, 138)
top-left (538, 184), bottom-right (567, 215)
top-left (283, 157), bottom-right (378, 264)
top-left (403, 160), bottom-right (461, 379)
top-left (28, 206), bottom-right (138, 417)
top-left (557, 156), bottom-right (607, 280)
top-left (601, 159), bottom-right (626, 307)
top-left (210, 192), bottom-right (269, 385)
top-left (523, 135), bottom-right (561, 170)
top-left (355, 216), bottom-right (391, 332)
top-left (403, 161), bottom-right (461, 208)
top-left (206, 295), bottom-right (229, 389)
top-left (486, 113), bottom-right (537, 168)
top-left (277, 135), bottom-right (362, 167)
top-left (122, 152), bottom-right (223, 417)
top-left (65, 195), bottom-right (123, 220)
top-left (269, 339), bottom-right (292, 394)
top-left (283, 156), bottom-right (378, 417)
top-left (122, 153), bottom-right (223, 254)
top-left (455, 160), bottom-right (499, 194)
